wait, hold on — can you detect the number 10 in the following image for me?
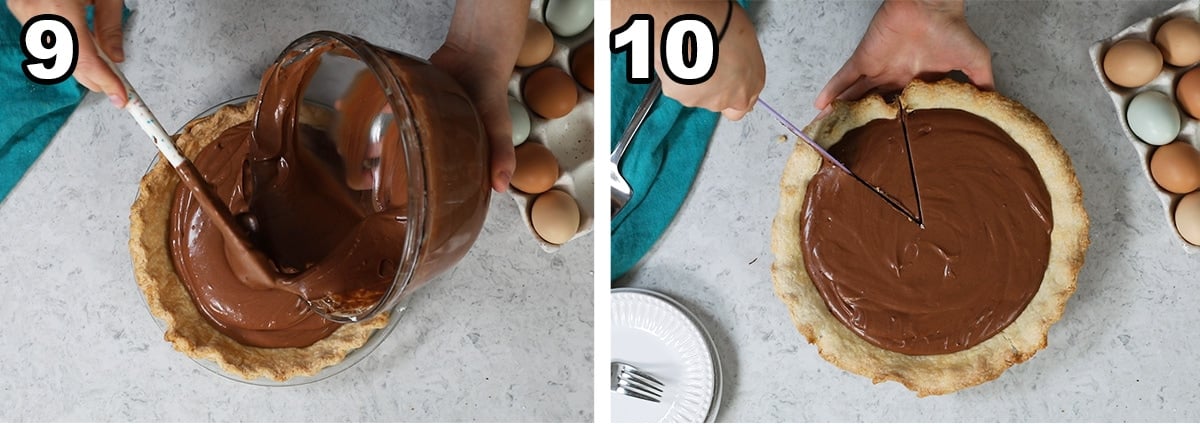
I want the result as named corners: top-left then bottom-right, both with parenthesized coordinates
top-left (610, 14), bottom-right (719, 85)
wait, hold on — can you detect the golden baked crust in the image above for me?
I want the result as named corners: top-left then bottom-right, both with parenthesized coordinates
top-left (128, 100), bottom-right (388, 382)
top-left (770, 79), bottom-right (1089, 396)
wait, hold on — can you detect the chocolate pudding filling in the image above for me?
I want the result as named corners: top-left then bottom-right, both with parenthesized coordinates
top-left (170, 121), bottom-right (373, 347)
top-left (800, 108), bottom-right (1053, 356)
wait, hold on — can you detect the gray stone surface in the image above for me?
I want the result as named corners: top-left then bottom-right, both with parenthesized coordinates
top-left (0, 1), bottom-right (592, 421)
top-left (616, 0), bottom-right (1200, 421)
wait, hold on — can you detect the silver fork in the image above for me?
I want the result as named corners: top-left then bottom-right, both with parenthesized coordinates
top-left (610, 79), bottom-right (662, 218)
top-left (610, 361), bottom-right (665, 403)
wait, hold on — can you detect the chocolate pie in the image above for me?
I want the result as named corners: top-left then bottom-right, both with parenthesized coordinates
top-left (771, 80), bottom-right (1089, 396)
top-left (129, 101), bottom-right (388, 382)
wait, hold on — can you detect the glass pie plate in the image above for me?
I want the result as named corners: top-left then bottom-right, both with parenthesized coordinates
top-left (136, 95), bottom-right (410, 386)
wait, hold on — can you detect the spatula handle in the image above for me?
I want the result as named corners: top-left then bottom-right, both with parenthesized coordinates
top-left (92, 39), bottom-right (186, 167)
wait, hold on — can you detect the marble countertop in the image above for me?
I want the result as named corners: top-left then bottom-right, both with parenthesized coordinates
top-left (616, 0), bottom-right (1199, 421)
top-left (0, 1), bottom-right (592, 421)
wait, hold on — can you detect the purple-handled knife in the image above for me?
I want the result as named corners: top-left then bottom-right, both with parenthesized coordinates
top-left (757, 99), bottom-right (923, 226)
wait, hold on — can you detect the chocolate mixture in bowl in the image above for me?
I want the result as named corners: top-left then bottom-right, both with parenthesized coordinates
top-left (131, 33), bottom-right (491, 380)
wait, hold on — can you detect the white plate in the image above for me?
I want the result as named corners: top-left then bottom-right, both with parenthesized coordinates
top-left (611, 288), bottom-right (721, 423)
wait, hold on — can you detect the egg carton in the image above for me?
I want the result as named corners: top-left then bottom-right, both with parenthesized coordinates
top-left (507, 0), bottom-right (595, 252)
top-left (1089, 0), bottom-right (1200, 254)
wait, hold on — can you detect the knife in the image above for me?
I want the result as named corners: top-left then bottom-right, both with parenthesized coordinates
top-left (757, 99), bottom-right (923, 226)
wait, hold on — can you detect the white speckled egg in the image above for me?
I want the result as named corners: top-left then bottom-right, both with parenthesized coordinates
top-left (544, 0), bottom-right (593, 38)
top-left (1127, 91), bottom-right (1181, 145)
top-left (508, 96), bottom-right (531, 146)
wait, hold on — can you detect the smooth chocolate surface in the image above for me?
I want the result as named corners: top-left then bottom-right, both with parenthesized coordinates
top-left (800, 108), bottom-right (1053, 355)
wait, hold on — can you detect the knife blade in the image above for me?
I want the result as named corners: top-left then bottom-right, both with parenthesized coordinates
top-left (757, 99), bottom-right (922, 226)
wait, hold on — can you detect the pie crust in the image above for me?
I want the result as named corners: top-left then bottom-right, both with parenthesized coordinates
top-left (770, 79), bottom-right (1089, 396)
top-left (128, 100), bottom-right (389, 382)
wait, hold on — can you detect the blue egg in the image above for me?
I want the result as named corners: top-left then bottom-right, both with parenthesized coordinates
top-left (1127, 91), bottom-right (1181, 146)
top-left (509, 96), bottom-right (532, 146)
top-left (544, 0), bottom-right (593, 38)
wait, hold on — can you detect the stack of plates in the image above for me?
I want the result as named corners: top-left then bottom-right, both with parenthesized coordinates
top-left (611, 288), bottom-right (722, 422)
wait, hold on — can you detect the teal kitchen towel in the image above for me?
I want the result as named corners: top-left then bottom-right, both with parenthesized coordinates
top-left (609, 53), bottom-right (720, 281)
top-left (0, 7), bottom-right (128, 204)
top-left (611, 0), bottom-right (752, 280)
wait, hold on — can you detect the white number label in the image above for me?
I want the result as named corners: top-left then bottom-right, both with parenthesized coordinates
top-left (662, 16), bottom-right (717, 83)
top-left (611, 14), bottom-right (718, 85)
top-left (21, 15), bottom-right (78, 84)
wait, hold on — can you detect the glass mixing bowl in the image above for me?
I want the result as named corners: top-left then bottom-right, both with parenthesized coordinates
top-left (254, 31), bottom-right (492, 322)
top-left (134, 31), bottom-right (491, 384)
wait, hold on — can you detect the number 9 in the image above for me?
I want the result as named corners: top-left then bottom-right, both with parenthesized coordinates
top-left (20, 15), bottom-right (79, 85)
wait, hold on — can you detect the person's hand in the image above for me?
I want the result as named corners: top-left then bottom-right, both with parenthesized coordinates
top-left (612, 1), bottom-right (765, 120)
top-left (430, 44), bottom-right (515, 192)
top-left (7, 0), bottom-right (128, 107)
top-left (814, 0), bottom-right (992, 113)
top-left (429, 0), bottom-right (527, 192)
top-left (653, 2), bottom-right (765, 121)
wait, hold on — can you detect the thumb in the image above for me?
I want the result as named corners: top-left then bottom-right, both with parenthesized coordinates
top-left (75, 35), bottom-right (127, 107)
top-left (961, 51), bottom-right (995, 91)
top-left (476, 92), bottom-right (515, 192)
top-left (55, 4), bottom-right (128, 107)
top-left (73, 59), bottom-right (127, 107)
top-left (490, 135), bottom-right (516, 193)
top-left (721, 108), bottom-right (748, 121)
top-left (963, 65), bottom-right (994, 91)
top-left (815, 59), bottom-right (862, 110)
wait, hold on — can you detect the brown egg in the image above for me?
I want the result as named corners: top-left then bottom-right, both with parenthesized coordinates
top-left (1103, 39), bottom-right (1163, 88)
top-left (1176, 192), bottom-right (1200, 245)
top-left (1155, 17), bottom-right (1200, 67)
top-left (571, 40), bottom-right (594, 91)
top-left (511, 142), bottom-right (559, 194)
top-left (531, 189), bottom-right (580, 245)
top-left (1150, 142), bottom-right (1200, 194)
top-left (516, 19), bottom-right (554, 67)
top-left (1177, 67), bottom-right (1200, 119)
top-left (523, 67), bottom-right (578, 119)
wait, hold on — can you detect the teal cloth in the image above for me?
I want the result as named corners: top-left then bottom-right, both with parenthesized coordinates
top-left (611, 0), bottom-right (751, 280)
top-left (609, 67), bottom-right (718, 280)
top-left (0, 7), bottom-right (127, 204)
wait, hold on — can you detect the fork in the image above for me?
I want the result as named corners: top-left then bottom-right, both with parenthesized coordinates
top-left (610, 79), bottom-right (662, 218)
top-left (610, 361), bottom-right (665, 403)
